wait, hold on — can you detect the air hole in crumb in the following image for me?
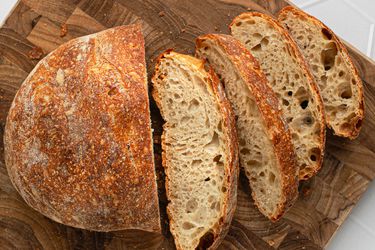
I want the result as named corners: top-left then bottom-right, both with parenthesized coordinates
top-left (340, 89), bottom-right (352, 99)
top-left (192, 159), bottom-right (202, 167)
top-left (239, 139), bottom-right (246, 146)
top-left (203, 46), bottom-right (208, 51)
top-left (240, 148), bottom-right (250, 155)
top-left (321, 42), bottom-right (338, 71)
top-left (322, 28), bottom-right (332, 40)
top-left (222, 187), bottom-right (227, 193)
top-left (235, 21), bottom-right (242, 26)
top-left (300, 100), bottom-right (309, 109)
top-left (218, 121), bottom-right (222, 132)
top-left (213, 155), bottom-right (222, 163)
top-left (339, 71), bottom-right (345, 77)
top-left (282, 99), bottom-right (290, 106)
top-left (260, 188), bottom-right (265, 194)
top-left (204, 132), bottom-right (220, 152)
top-left (247, 160), bottom-right (260, 167)
top-left (188, 98), bottom-right (200, 111)
top-left (259, 172), bottom-right (265, 177)
top-left (304, 116), bottom-right (314, 125)
top-left (182, 222), bottom-right (195, 230)
top-left (186, 199), bottom-right (198, 213)
top-left (252, 43), bottom-right (262, 51)
top-left (204, 177), bottom-right (210, 182)
top-left (174, 93), bottom-right (181, 99)
top-left (321, 75), bottom-right (328, 84)
top-left (287, 91), bottom-right (293, 96)
top-left (181, 116), bottom-right (190, 124)
top-left (260, 37), bottom-right (269, 47)
top-left (246, 19), bottom-right (256, 25)
top-left (295, 74), bottom-right (300, 79)
top-left (309, 147), bottom-right (321, 162)
top-left (269, 172), bottom-right (276, 183)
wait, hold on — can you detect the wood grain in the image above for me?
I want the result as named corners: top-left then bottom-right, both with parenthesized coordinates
top-left (0, 0), bottom-right (374, 249)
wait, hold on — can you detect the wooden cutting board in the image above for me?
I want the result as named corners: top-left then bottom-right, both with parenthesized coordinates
top-left (0, 0), bottom-right (374, 249)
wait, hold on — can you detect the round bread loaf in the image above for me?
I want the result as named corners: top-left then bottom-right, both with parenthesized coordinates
top-left (3, 25), bottom-right (161, 232)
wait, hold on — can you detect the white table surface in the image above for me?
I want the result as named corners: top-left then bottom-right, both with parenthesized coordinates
top-left (0, 0), bottom-right (374, 249)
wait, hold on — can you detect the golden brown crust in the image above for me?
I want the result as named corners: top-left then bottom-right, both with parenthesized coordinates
top-left (196, 34), bottom-right (299, 221)
top-left (278, 6), bottom-right (365, 139)
top-left (230, 12), bottom-right (326, 180)
top-left (151, 50), bottom-right (239, 249)
top-left (4, 24), bottom-right (161, 232)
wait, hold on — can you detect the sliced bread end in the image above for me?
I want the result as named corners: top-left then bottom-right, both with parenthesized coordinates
top-left (278, 6), bottom-right (364, 139)
top-left (196, 34), bottom-right (299, 221)
top-left (152, 50), bottom-right (239, 249)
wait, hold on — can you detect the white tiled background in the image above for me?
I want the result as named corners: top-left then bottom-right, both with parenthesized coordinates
top-left (0, 0), bottom-right (374, 249)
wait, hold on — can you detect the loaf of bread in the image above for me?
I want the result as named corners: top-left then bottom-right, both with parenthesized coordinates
top-left (196, 34), bottom-right (299, 221)
top-left (152, 50), bottom-right (239, 250)
top-left (278, 6), bottom-right (364, 139)
top-left (4, 25), bottom-right (161, 232)
top-left (230, 12), bottom-right (326, 180)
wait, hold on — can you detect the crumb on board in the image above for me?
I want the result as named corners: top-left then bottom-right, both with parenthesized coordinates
top-left (60, 24), bottom-right (68, 38)
top-left (181, 28), bottom-right (186, 33)
top-left (247, 7), bottom-right (252, 11)
top-left (28, 46), bottom-right (44, 60)
top-left (267, 239), bottom-right (275, 246)
top-left (214, 26), bottom-right (219, 31)
top-left (158, 11), bottom-right (165, 17)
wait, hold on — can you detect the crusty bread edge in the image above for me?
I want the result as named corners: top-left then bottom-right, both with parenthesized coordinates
top-left (151, 50), bottom-right (239, 250)
top-left (196, 34), bottom-right (299, 221)
top-left (278, 5), bottom-right (365, 139)
top-left (230, 12), bottom-right (326, 180)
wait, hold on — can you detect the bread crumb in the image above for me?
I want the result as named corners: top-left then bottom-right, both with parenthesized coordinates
top-left (214, 26), bottom-right (219, 31)
top-left (181, 28), bottom-right (186, 33)
top-left (158, 11), bottom-right (165, 17)
top-left (28, 46), bottom-right (44, 60)
top-left (247, 7), bottom-right (252, 11)
top-left (267, 239), bottom-right (275, 246)
top-left (60, 24), bottom-right (68, 38)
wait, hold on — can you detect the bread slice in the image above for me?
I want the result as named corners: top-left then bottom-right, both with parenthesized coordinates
top-left (230, 12), bottom-right (326, 180)
top-left (152, 50), bottom-right (239, 250)
top-left (4, 25), bottom-right (161, 232)
top-left (196, 34), bottom-right (299, 221)
top-left (278, 6), bottom-right (365, 139)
